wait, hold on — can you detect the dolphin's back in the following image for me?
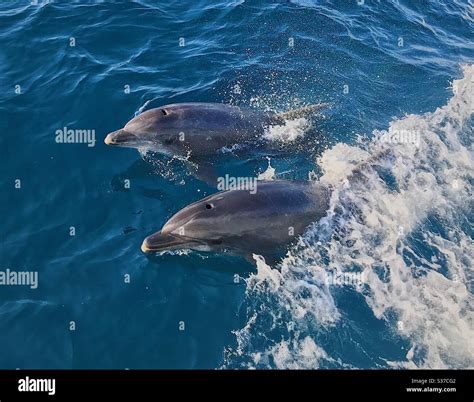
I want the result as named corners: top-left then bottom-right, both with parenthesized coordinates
top-left (164, 102), bottom-right (276, 126)
top-left (162, 103), bottom-right (277, 138)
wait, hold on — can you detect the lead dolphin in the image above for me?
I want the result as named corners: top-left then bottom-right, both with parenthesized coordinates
top-left (105, 102), bottom-right (327, 155)
top-left (105, 102), bottom-right (327, 182)
top-left (141, 180), bottom-right (331, 260)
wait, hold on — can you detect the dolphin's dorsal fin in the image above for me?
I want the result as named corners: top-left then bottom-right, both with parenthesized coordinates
top-left (277, 103), bottom-right (330, 120)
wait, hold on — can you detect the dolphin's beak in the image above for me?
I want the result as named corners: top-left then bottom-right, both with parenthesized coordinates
top-left (141, 231), bottom-right (191, 253)
top-left (104, 129), bottom-right (138, 146)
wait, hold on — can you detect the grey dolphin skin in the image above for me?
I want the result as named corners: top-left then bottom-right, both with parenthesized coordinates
top-left (141, 180), bottom-right (331, 259)
top-left (105, 102), bottom-right (327, 157)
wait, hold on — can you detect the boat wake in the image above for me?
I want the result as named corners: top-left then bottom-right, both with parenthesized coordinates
top-left (224, 65), bottom-right (473, 369)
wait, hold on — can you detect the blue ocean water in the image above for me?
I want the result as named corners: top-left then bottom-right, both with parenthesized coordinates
top-left (0, 0), bottom-right (472, 369)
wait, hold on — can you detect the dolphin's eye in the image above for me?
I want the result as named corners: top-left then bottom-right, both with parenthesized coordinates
top-left (205, 203), bottom-right (214, 210)
top-left (161, 109), bottom-right (168, 116)
top-left (211, 239), bottom-right (222, 245)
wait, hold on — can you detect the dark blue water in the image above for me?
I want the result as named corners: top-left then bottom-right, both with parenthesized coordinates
top-left (1, 0), bottom-right (472, 369)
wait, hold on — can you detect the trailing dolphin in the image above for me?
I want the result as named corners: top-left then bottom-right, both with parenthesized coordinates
top-left (141, 180), bottom-right (331, 261)
top-left (105, 102), bottom-right (328, 183)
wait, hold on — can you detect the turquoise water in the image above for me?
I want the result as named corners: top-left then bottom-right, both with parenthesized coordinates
top-left (1, 1), bottom-right (472, 369)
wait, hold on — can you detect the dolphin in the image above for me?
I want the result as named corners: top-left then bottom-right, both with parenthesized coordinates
top-left (105, 102), bottom-right (328, 183)
top-left (140, 180), bottom-right (331, 260)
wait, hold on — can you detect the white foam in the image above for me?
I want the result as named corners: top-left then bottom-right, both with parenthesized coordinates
top-left (263, 336), bottom-right (332, 369)
top-left (263, 117), bottom-right (311, 143)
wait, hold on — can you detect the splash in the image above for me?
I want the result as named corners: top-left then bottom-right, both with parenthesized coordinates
top-left (263, 117), bottom-right (311, 143)
top-left (225, 65), bottom-right (474, 369)
top-left (257, 157), bottom-right (276, 181)
top-left (138, 148), bottom-right (192, 183)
